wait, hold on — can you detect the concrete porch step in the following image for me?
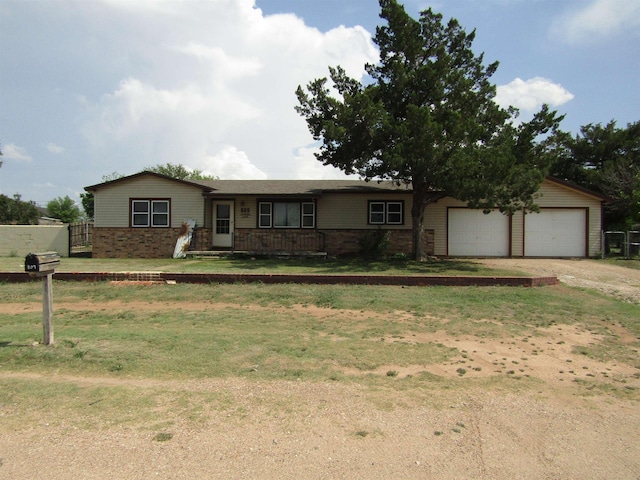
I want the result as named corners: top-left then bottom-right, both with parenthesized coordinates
top-left (186, 250), bottom-right (244, 258)
top-left (186, 250), bottom-right (328, 259)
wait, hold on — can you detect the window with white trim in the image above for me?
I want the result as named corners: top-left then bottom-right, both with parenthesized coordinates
top-left (368, 201), bottom-right (403, 225)
top-left (131, 199), bottom-right (170, 227)
top-left (258, 201), bottom-right (315, 228)
top-left (259, 202), bottom-right (272, 228)
top-left (301, 202), bottom-right (315, 227)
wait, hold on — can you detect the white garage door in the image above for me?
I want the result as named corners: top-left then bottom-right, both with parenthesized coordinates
top-left (524, 209), bottom-right (586, 257)
top-left (448, 209), bottom-right (509, 256)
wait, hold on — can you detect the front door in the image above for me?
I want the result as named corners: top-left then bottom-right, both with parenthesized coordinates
top-left (212, 201), bottom-right (234, 248)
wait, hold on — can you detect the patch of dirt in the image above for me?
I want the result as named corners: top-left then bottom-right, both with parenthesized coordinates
top-left (0, 373), bottom-right (639, 479)
top-left (370, 323), bottom-right (638, 386)
top-left (476, 258), bottom-right (640, 304)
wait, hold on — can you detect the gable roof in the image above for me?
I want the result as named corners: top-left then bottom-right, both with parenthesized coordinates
top-left (84, 171), bottom-right (608, 202)
top-left (84, 172), bottom-right (412, 196)
top-left (84, 171), bottom-right (215, 193)
top-left (198, 179), bottom-right (412, 196)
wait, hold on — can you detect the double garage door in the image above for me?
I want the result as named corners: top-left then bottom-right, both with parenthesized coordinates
top-left (448, 208), bottom-right (587, 257)
top-left (447, 209), bottom-right (510, 256)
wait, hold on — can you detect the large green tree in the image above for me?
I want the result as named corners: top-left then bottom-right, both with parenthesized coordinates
top-left (0, 194), bottom-right (40, 224)
top-left (296, 0), bottom-right (562, 259)
top-left (144, 163), bottom-right (216, 180)
top-left (548, 120), bottom-right (640, 230)
top-left (1, 146), bottom-right (41, 224)
top-left (79, 192), bottom-right (94, 220)
top-left (47, 196), bottom-right (81, 223)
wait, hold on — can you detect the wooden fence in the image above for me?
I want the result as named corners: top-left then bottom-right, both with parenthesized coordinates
top-left (69, 221), bottom-right (93, 255)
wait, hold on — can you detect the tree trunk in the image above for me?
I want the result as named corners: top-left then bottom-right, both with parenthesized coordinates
top-left (411, 186), bottom-right (445, 261)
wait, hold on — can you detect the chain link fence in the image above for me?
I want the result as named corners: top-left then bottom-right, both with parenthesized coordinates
top-left (602, 231), bottom-right (640, 258)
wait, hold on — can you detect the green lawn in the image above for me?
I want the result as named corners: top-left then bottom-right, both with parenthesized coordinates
top-left (1, 280), bottom-right (638, 380)
top-left (603, 257), bottom-right (640, 270)
top-left (1, 273), bottom-right (639, 430)
top-left (0, 255), bottom-right (525, 276)
top-left (3, 255), bottom-right (638, 276)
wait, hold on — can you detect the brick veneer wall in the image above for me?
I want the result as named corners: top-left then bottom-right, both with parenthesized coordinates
top-left (93, 227), bottom-right (183, 258)
top-left (234, 228), bottom-right (434, 256)
top-left (234, 229), bottom-right (325, 253)
top-left (93, 227), bottom-right (435, 258)
top-left (321, 229), bottom-right (434, 256)
top-left (190, 227), bottom-right (211, 251)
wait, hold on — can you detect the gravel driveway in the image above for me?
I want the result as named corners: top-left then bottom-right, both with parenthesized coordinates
top-left (476, 258), bottom-right (640, 304)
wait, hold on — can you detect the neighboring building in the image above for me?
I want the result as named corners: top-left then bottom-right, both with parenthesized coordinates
top-left (35, 206), bottom-right (63, 225)
top-left (85, 172), bottom-right (607, 259)
top-left (38, 216), bottom-right (64, 225)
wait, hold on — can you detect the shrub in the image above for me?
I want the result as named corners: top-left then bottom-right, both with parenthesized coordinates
top-left (358, 229), bottom-right (390, 259)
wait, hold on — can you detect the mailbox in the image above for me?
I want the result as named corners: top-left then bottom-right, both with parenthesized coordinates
top-left (25, 252), bottom-right (60, 275)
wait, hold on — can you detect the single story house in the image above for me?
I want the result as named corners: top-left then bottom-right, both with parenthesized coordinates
top-left (85, 172), bottom-right (608, 258)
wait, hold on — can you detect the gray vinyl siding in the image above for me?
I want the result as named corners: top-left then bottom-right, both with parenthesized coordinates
top-left (529, 180), bottom-right (603, 257)
top-left (232, 193), bottom-right (414, 230)
top-left (317, 193), bottom-right (413, 229)
top-left (425, 180), bottom-right (603, 257)
top-left (232, 196), bottom-right (257, 229)
top-left (424, 197), bottom-right (467, 257)
top-left (94, 176), bottom-right (206, 228)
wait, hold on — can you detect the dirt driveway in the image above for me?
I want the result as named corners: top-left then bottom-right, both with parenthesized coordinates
top-left (476, 258), bottom-right (640, 304)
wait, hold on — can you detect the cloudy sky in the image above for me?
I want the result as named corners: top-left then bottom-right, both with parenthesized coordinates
top-left (1, 0), bottom-right (638, 208)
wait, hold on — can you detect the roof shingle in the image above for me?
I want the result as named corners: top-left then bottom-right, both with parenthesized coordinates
top-left (195, 179), bottom-right (413, 196)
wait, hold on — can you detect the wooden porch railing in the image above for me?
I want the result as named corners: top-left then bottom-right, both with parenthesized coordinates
top-left (234, 230), bottom-right (326, 254)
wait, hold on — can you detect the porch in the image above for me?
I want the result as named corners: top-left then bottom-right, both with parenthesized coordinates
top-left (235, 229), bottom-right (326, 254)
top-left (188, 228), bottom-right (327, 257)
top-left (188, 227), bottom-right (433, 258)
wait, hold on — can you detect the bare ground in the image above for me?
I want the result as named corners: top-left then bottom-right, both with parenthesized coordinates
top-left (1, 377), bottom-right (638, 480)
top-left (476, 258), bottom-right (640, 304)
top-left (1, 259), bottom-right (639, 479)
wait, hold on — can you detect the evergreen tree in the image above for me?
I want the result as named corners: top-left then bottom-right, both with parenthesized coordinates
top-left (296, 0), bottom-right (562, 259)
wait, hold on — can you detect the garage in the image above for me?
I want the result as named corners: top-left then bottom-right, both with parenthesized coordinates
top-left (524, 208), bottom-right (587, 257)
top-left (448, 208), bottom-right (510, 256)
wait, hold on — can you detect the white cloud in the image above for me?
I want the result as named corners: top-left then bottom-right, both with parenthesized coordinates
top-left (3, 144), bottom-right (33, 162)
top-left (170, 43), bottom-right (263, 79)
top-left (79, 0), bottom-right (378, 179)
top-left (46, 143), bottom-right (65, 154)
top-left (551, 0), bottom-right (640, 44)
top-left (495, 77), bottom-right (574, 112)
top-left (292, 146), bottom-right (358, 180)
top-left (33, 182), bottom-right (56, 189)
top-left (197, 145), bottom-right (268, 180)
top-left (87, 77), bottom-right (259, 141)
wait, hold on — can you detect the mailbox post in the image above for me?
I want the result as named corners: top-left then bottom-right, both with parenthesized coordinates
top-left (25, 252), bottom-right (60, 345)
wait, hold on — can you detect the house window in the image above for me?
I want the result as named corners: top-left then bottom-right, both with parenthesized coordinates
top-left (369, 202), bottom-right (385, 224)
top-left (259, 202), bottom-right (272, 228)
top-left (275, 202), bottom-right (300, 227)
top-left (368, 201), bottom-right (403, 225)
top-left (216, 204), bottom-right (231, 234)
top-left (302, 202), bottom-right (315, 227)
top-left (258, 201), bottom-right (315, 228)
top-left (131, 199), bottom-right (170, 227)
